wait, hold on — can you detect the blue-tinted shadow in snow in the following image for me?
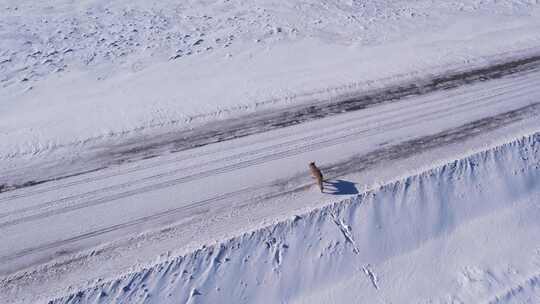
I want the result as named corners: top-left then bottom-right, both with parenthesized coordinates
top-left (323, 180), bottom-right (359, 195)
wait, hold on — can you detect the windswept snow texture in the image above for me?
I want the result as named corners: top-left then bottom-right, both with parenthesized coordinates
top-left (2, 0), bottom-right (540, 158)
top-left (45, 133), bottom-right (540, 304)
top-left (3, 1), bottom-right (540, 303)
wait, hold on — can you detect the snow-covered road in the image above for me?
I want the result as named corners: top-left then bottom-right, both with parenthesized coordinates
top-left (1, 59), bottom-right (540, 303)
top-left (3, 1), bottom-right (540, 303)
top-left (3, 54), bottom-right (540, 192)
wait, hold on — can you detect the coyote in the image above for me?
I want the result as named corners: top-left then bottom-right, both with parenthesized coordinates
top-left (309, 162), bottom-right (324, 192)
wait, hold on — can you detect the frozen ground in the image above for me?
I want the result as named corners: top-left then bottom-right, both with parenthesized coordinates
top-left (1, 66), bottom-right (540, 302)
top-left (2, 1), bottom-right (540, 303)
top-left (2, 123), bottom-right (540, 303)
top-left (1, 0), bottom-right (540, 159)
top-left (43, 132), bottom-right (540, 304)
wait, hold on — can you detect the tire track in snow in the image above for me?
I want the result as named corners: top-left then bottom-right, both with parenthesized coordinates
top-left (1, 84), bottom-right (538, 229)
top-left (1, 103), bottom-right (538, 270)
top-left (0, 186), bottom-right (261, 264)
top-left (2, 54), bottom-right (540, 194)
top-left (2, 71), bottom-right (539, 204)
top-left (2, 73), bottom-right (538, 220)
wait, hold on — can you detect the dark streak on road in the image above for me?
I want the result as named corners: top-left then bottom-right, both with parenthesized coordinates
top-left (2, 54), bottom-right (540, 193)
top-left (2, 102), bottom-right (539, 271)
top-left (324, 102), bottom-right (540, 179)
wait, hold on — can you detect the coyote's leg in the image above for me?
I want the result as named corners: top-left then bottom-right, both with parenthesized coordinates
top-left (318, 178), bottom-right (324, 193)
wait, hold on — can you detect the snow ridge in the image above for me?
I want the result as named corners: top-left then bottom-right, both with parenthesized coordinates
top-left (42, 132), bottom-right (540, 304)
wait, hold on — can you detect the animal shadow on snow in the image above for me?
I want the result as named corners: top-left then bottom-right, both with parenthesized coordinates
top-left (323, 179), bottom-right (359, 195)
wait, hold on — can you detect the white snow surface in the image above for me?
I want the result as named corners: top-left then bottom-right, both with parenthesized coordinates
top-left (30, 131), bottom-right (540, 304)
top-left (1, 66), bottom-right (540, 302)
top-left (3, 1), bottom-right (540, 303)
top-left (2, 0), bottom-right (540, 158)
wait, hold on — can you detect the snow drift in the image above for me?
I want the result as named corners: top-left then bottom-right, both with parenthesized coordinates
top-left (44, 132), bottom-right (540, 304)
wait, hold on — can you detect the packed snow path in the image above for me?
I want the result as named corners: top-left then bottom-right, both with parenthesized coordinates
top-left (1, 58), bottom-right (540, 303)
top-left (2, 54), bottom-right (540, 193)
top-left (44, 133), bottom-right (540, 304)
top-left (3, 1), bottom-right (540, 302)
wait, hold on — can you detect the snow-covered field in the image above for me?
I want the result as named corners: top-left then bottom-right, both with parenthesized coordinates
top-left (2, 0), bottom-right (540, 159)
top-left (2, 0), bottom-right (540, 303)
